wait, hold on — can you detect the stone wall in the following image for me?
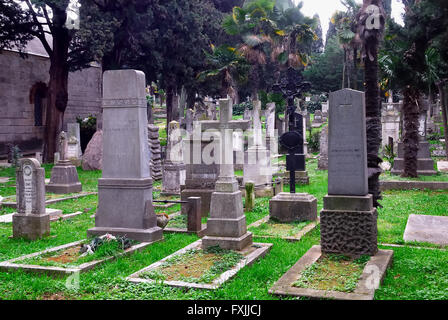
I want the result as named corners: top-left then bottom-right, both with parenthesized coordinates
top-left (0, 50), bottom-right (102, 157)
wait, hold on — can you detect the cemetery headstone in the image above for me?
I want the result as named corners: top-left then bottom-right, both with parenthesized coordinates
top-left (162, 121), bottom-right (186, 195)
top-left (46, 132), bottom-right (83, 194)
top-left (67, 123), bottom-right (82, 157)
top-left (244, 182), bottom-right (255, 213)
top-left (318, 125), bottom-right (328, 170)
top-left (243, 101), bottom-right (273, 195)
top-left (202, 99), bottom-right (252, 251)
top-left (312, 110), bottom-right (323, 128)
top-left (320, 88), bottom-right (378, 256)
top-left (13, 158), bottom-right (50, 240)
top-left (381, 100), bottom-right (400, 153)
top-left (87, 69), bottom-right (163, 242)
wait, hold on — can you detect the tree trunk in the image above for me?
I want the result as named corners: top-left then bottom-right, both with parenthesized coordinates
top-left (353, 48), bottom-right (358, 91)
top-left (437, 81), bottom-right (448, 161)
top-left (401, 87), bottom-right (420, 178)
top-left (166, 85), bottom-right (174, 133)
top-left (42, 28), bottom-right (71, 163)
top-left (364, 53), bottom-right (383, 207)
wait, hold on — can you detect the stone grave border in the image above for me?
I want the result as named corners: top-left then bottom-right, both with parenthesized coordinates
top-left (0, 209), bottom-right (86, 224)
top-left (269, 245), bottom-right (393, 300)
top-left (127, 239), bottom-right (272, 290)
top-left (1, 192), bottom-right (98, 208)
top-left (163, 224), bottom-right (207, 237)
top-left (0, 239), bottom-right (154, 276)
top-left (247, 216), bottom-right (319, 242)
top-left (380, 180), bottom-right (448, 191)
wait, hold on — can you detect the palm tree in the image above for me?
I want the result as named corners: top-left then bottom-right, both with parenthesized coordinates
top-left (197, 45), bottom-right (249, 103)
top-left (356, 0), bottom-right (386, 207)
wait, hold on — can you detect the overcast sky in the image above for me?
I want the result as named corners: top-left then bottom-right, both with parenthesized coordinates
top-left (294, 0), bottom-right (405, 43)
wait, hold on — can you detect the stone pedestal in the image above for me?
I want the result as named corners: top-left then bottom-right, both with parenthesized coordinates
top-left (13, 213), bottom-right (50, 240)
top-left (269, 192), bottom-right (317, 223)
top-left (46, 160), bottom-right (82, 194)
top-left (391, 142), bottom-right (437, 176)
top-left (161, 162), bottom-right (186, 195)
top-left (320, 194), bottom-right (378, 256)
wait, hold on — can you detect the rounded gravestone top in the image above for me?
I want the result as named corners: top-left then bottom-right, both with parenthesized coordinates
top-left (279, 131), bottom-right (302, 150)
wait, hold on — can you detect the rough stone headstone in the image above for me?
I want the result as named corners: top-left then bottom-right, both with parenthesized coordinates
top-left (162, 121), bottom-right (186, 195)
top-left (46, 132), bottom-right (82, 194)
top-left (404, 214), bottom-right (448, 245)
top-left (82, 130), bottom-right (103, 171)
top-left (320, 88), bottom-right (378, 256)
top-left (148, 124), bottom-right (163, 181)
top-left (13, 158), bottom-right (50, 240)
top-left (318, 125), bottom-right (328, 170)
top-left (87, 69), bottom-right (163, 242)
top-left (202, 98), bottom-right (252, 251)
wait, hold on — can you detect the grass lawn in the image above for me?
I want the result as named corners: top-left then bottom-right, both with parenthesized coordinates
top-left (0, 159), bottom-right (447, 300)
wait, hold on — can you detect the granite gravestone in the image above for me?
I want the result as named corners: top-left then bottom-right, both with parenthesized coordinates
top-left (162, 121), bottom-right (186, 195)
top-left (46, 132), bottom-right (83, 194)
top-left (202, 99), bottom-right (252, 251)
top-left (320, 89), bottom-right (377, 256)
top-left (13, 158), bottom-right (50, 240)
top-left (88, 70), bottom-right (163, 242)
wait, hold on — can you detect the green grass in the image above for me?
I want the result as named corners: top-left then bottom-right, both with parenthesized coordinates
top-left (249, 220), bottom-right (310, 238)
top-left (1, 158), bottom-right (448, 300)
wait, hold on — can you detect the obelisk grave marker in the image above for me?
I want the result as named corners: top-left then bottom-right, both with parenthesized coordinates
top-left (88, 70), bottom-right (163, 243)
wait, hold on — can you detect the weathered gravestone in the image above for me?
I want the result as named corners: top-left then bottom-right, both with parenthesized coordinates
top-left (67, 123), bottom-right (82, 163)
top-left (312, 110), bottom-right (323, 128)
top-left (404, 214), bottom-right (448, 246)
top-left (381, 99), bottom-right (400, 153)
top-left (202, 99), bottom-right (252, 251)
top-left (243, 101), bottom-right (273, 196)
top-left (148, 124), bottom-right (163, 181)
top-left (265, 102), bottom-right (279, 156)
top-left (162, 121), bottom-right (186, 195)
top-left (46, 132), bottom-right (83, 194)
top-left (318, 125), bottom-right (328, 170)
top-left (88, 70), bottom-right (163, 242)
top-left (82, 130), bottom-right (103, 171)
top-left (321, 89), bottom-right (377, 256)
top-left (13, 158), bottom-right (50, 240)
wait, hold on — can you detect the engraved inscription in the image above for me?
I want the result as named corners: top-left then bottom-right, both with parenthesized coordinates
top-left (23, 164), bottom-right (33, 214)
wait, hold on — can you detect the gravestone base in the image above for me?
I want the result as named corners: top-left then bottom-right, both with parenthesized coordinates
top-left (391, 142), bottom-right (437, 176)
top-left (201, 232), bottom-right (253, 251)
top-left (202, 189), bottom-right (253, 251)
top-left (161, 162), bottom-right (186, 196)
top-left (283, 171), bottom-right (310, 185)
top-left (320, 195), bottom-right (378, 257)
top-left (269, 192), bottom-right (317, 223)
top-left (181, 189), bottom-right (213, 217)
top-left (88, 226), bottom-right (163, 243)
top-left (88, 177), bottom-right (163, 243)
top-left (46, 160), bottom-right (82, 194)
top-left (12, 213), bottom-right (50, 240)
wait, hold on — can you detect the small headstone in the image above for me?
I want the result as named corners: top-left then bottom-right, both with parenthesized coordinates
top-left (148, 124), bottom-right (163, 181)
top-left (162, 121), bottom-right (186, 195)
top-left (437, 161), bottom-right (448, 173)
top-left (244, 182), bottom-right (255, 212)
top-left (186, 197), bottom-right (202, 233)
top-left (13, 158), bottom-right (50, 240)
top-left (67, 123), bottom-right (82, 157)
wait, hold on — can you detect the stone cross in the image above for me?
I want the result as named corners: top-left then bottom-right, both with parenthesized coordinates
top-left (202, 98), bottom-right (252, 251)
top-left (201, 99), bottom-right (250, 191)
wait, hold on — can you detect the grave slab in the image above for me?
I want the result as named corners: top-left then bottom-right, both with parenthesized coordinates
top-left (1, 208), bottom-right (62, 223)
top-left (0, 240), bottom-right (153, 276)
top-left (248, 215), bottom-right (319, 242)
top-left (269, 245), bottom-right (394, 300)
top-left (403, 214), bottom-right (448, 246)
top-left (437, 161), bottom-right (448, 173)
top-left (127, 239), bottom-right (272, 290)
